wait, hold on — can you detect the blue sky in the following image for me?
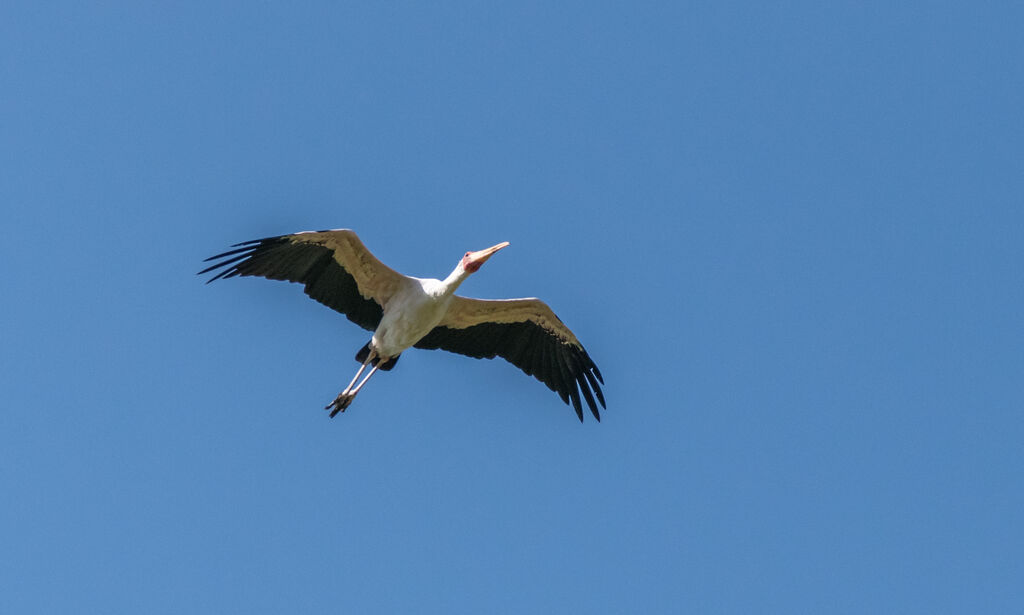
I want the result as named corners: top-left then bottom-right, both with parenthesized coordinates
top-left (2, 1), bottom-right (1022, 612)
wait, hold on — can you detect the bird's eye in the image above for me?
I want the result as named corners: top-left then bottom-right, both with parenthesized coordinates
top-left (464, 252), bottom-right (471, 257)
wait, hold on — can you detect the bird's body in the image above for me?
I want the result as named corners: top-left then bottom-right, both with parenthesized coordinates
top-left (200, 229), bottom-right (604, 421)
top-left (372, 276), bottom-right (456, 359)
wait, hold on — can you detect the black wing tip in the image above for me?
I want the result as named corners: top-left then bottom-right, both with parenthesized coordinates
top-left (415, 318), bottom-right (605, 423)
top-left (566, 345), bottom-right (605, 423)
top-left (583, 369), bottom-right (606, 409)
top-left (547, 342), bottom-right (604, 423)
top-left (199, 235), bottom-right (295, 283)
top-left (199, 251), bottom-right (251, 282)
top-left (582, 350), bottom-right (604, 385)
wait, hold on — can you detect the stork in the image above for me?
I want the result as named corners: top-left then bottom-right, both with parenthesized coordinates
top-left (199, 229), bottom-right (605, 421)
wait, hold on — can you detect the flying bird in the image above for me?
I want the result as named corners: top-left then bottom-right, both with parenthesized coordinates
top-left (199, 229), bottom-right (605, 421)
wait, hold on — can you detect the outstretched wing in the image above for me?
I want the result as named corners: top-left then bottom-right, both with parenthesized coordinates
top-left (414, 296), bottom-right (605, 421)
top-left (199, 229), bottom-right (409, 331)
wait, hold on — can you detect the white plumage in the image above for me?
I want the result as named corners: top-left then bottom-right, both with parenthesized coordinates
top-left (200, 229), bottom-right (604, 421)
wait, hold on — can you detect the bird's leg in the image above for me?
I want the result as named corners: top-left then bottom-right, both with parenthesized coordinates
top-left (347, 363), bottom-right (381, 397)
top-left (326, 350), bottom-right (384, 417)
top-left (326, 352), bottom-right (371, 416)
top-left (326, 363), bottom-right (381, 417)
top-left (339, 362), bottom-right (369, 398)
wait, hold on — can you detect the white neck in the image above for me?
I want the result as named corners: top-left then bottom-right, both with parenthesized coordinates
top-left (440, 262), bottom-right (471, 295)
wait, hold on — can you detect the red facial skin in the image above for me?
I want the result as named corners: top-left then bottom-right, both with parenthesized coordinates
top-left (460, 243), bottom-right (508, 274)
top-left (462, 252), bottom-right (482, 273)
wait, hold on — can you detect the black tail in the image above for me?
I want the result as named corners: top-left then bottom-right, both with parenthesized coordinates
top-left (355, 343), bottom-right (400, 371)
top-left (355, 343), bottom-right (371, 364)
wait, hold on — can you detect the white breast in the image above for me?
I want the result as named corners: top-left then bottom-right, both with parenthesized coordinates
top-left (371, 278), bottom-right (453, 356)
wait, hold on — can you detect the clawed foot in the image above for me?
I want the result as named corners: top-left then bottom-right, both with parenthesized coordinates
top-left (326, 393), bottom-right (354, 418)
top-left (325, 358), bottom-right (382, 418)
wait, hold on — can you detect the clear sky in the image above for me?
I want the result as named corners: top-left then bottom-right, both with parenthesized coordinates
top-left (2, 1), bottom-right (1022, 613)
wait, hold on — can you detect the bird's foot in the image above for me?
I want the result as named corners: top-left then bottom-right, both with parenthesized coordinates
top-left (325, 392), bottom-right (354, 418)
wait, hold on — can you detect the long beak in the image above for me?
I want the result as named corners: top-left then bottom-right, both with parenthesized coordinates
top-left (466, 241), bottom-right (510, 267)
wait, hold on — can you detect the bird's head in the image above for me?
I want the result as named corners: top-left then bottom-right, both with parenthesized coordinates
top-left (461, 242), bottom-right (510, 274)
